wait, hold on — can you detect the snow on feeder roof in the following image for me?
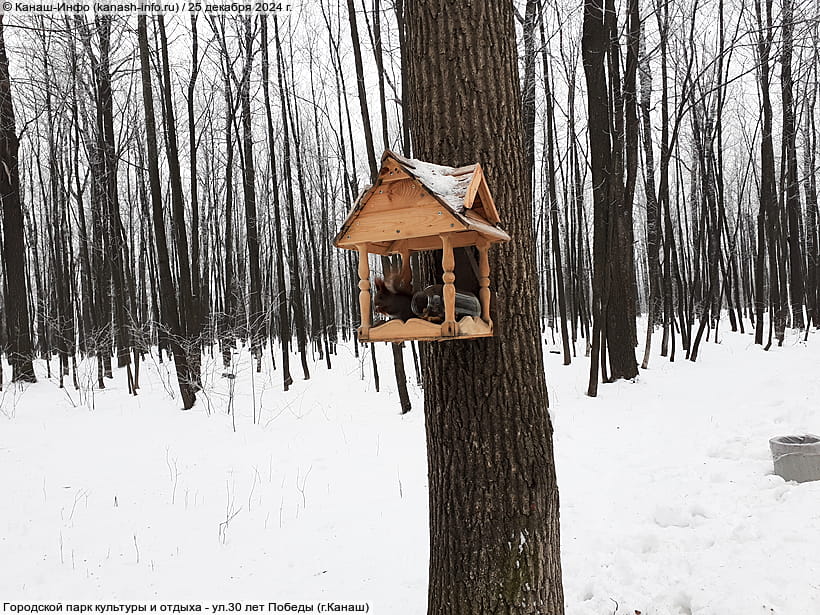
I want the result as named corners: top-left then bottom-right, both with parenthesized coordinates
top-left (334, 150), bottom-right (510, 253)
top-left (333, 150), bottom-right (510, 343)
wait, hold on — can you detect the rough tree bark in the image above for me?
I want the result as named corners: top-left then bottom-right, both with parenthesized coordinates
top-left (0, 16), bottom-right (36, 382)
top-left (406, 1), bottom-right (564, 612)
top-left (582, 0), bottom-right (640, 395)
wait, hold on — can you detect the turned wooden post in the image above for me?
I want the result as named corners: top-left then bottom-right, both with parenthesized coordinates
top-left (477, 238), bottom-right (492, 327)
top-left (440, 234), bottom-right (458, 336)
top-left (357, 244), bottom-right (371, 338)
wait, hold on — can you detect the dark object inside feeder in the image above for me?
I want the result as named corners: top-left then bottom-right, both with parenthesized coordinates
top-left (411, 285), bottom-right (481, 322)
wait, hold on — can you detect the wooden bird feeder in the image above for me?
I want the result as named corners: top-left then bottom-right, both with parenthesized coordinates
top-left (333, 150), bottom-right (511, 343)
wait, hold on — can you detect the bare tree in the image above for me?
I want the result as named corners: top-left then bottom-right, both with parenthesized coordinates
top-left (582, 0), bottom-right (640, 395)
top-left (0, 15), bottom-right (35, 382)
top-left (137, 14), bottom-right (196, 409)
top-left (406, 0), bottom-right (564, 611)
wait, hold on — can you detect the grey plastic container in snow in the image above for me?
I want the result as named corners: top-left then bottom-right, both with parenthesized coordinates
top-left (769, 435), bottom-right (820, 483)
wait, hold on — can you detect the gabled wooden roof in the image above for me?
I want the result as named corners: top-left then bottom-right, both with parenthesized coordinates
top-left (334, 150), bottom-right (510, 252)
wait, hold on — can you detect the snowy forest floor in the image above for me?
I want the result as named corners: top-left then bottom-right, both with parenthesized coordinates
top-left (1, 325), bottom-right (818, 614)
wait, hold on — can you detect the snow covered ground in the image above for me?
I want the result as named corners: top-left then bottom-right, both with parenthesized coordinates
top-left (1, 327), bottom-right (818, 614)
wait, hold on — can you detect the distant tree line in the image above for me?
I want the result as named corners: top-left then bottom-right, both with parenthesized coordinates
top-left (0, 0), bottom-right (817, 405)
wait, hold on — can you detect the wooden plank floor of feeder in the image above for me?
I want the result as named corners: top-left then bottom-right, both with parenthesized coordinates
top-left (362, 316), bottom-right (493, 343)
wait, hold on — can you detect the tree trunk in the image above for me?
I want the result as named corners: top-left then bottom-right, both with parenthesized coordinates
top-left (406, 1), bottom-right (564, 612)
top-left (260, 16), bottom-right (294, 390)
top-left (238, 16), bottom-right (263, 358)
top-left (780, 0), bottom-right (805, 328)
top-left (214, 17), bottom-right (238, 367)
top-left (521, 0), bottom-right (537, 187)
top-left (346, 0), bottom-right (378, 179)
top-left (582, 0), bottom-right (640, 394)
top-left (803, 45), bottom-right (819, 327)
top-left (137, 15), bottom-right (196, 410)
top-left (273, 15), bottom-right (310, 380)
top-left (0, 16), bottom-right (35, 382)
top-left (158, 16), bottom-right (196, 358)
top-left (639, 29), bottom-right (661, 369)
top-left (354, 0), bottom-right (413, 413)
top-left (187, 14), bottom-right (203, 381)
top-left (541, 33), bottom-right (570, 366)
top-left (754, 0), bottom-right (781, 345)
